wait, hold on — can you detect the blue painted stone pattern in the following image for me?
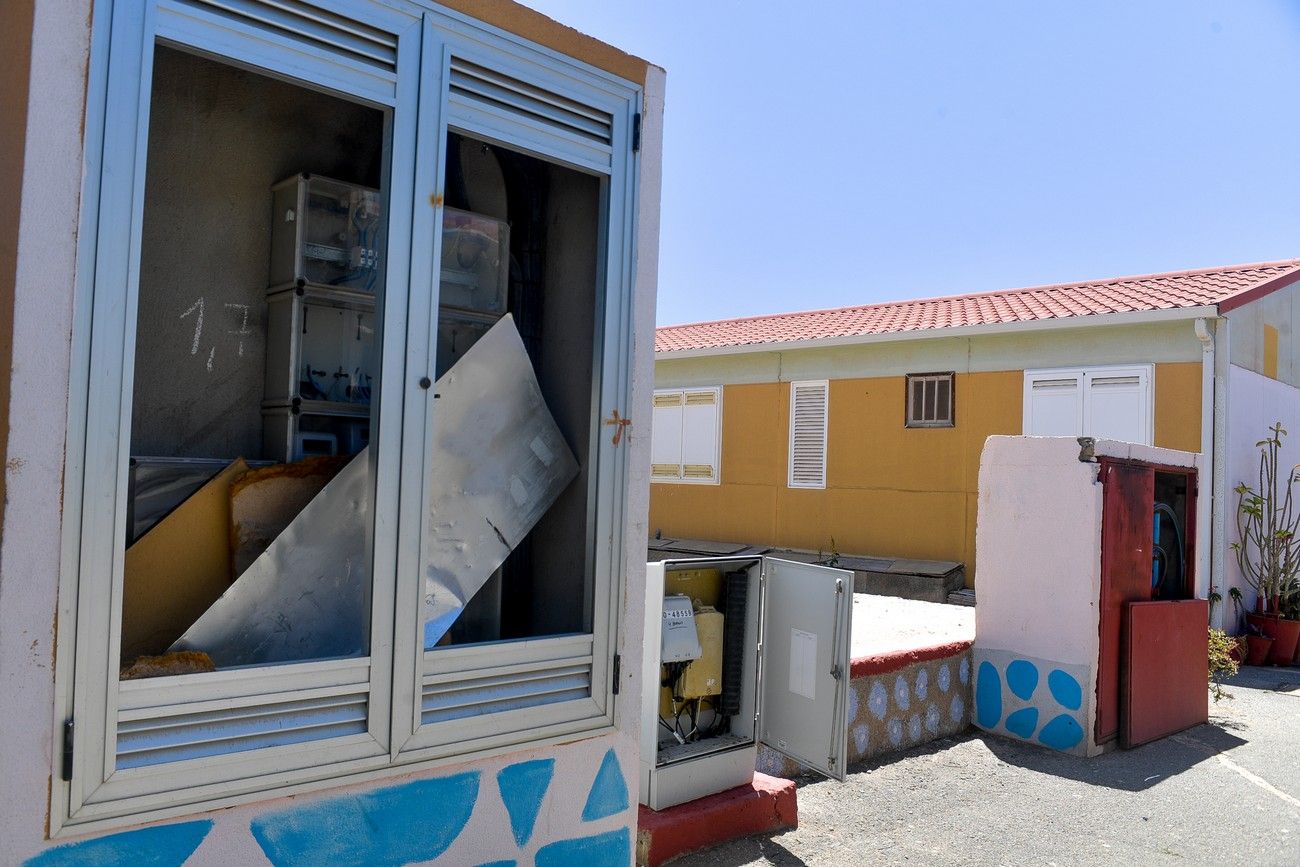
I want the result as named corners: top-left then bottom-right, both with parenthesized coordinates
top-left (1048, 669), bottom-right (1083, 711)
top-left (975, 660), bottom-right (1003, 728)
top-left (535, 829), bottom-right (631, 867)
top-left (1038, 713), bottom-right (1085, 750)
top-left (250, 772), bottom-right (479, 866)
top-left (1004, 707), bottom-right (1040, 739)
top-left (1005, 659), bottom-right (1039, 701)
top-left (497, 758), bottom-right (555, 846)
top-left (581, 748), bottom-right (629, 822)
top-left (23, 820), bottom-right (213, 867)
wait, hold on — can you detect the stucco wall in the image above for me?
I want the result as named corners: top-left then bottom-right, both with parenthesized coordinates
top-left (649, 355), bottom-right (1202, 587)
top-left (1223, 363), bottom-right (1300, 620)
top-left (1227, 277), bottom-right (1300, 387)
top-left (2, 1), bottom-right (663, 862)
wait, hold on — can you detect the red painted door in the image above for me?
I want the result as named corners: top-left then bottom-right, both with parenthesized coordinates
top-left (1096, 460), bottom-right (1154, 744)
top-left (1122, 599), bottom-right (1210, 747)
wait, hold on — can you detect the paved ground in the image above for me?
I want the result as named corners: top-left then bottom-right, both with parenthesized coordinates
top-left (850, 595), bottom-right (975, 658)
top-left (676, 666), bottom-right (1300, 866)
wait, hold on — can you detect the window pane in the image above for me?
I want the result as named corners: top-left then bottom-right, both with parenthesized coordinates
top-left (911, 378), bottom-right (924, 423)
top-left (924, 378), bottom-right (937, 421)
top-left (422, 132), bottom-right (601, 649)
top-left (936, 377), bottom-right (951, 422)
top-left (120, 48), bottom-right (386, 677)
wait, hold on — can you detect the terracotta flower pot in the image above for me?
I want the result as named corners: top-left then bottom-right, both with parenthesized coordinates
top-left (1245, 612), bottom-right (1279, 639)
top-left (1244, 634), bottom-right (1274, 666)
top-left (1275, 618), bottom-right (1300, 665)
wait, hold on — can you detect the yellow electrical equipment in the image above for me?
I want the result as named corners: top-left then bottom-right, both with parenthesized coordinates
top-left (678, 606), bottom-right (724, 698)
top-left (665, 567), bottom-right (723, 608)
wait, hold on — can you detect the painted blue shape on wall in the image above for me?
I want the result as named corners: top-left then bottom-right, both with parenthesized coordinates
top-left (476, 861), bottom-right (516, 867)
top-left (535, 829), bottom-right (631, 867)
top-left (23, 820), bottom-right (212, 867)
top-left (497, 758), bottom-right (554, 846)
top-left (250, 771), bottom-right (478, 866)
top-left (1004, 707), bottom-right (1040, 739)
top-left (1038, 714), bottom-right (1085, 751)
top-left (1005, 659), bottom-right (1039, 701)
top-left (974, 661), bottom-right (1003, 728)
top-left (1048, 669), bottom-right (1083, 711)
top-left (581, 748), bottom-right (629, 822)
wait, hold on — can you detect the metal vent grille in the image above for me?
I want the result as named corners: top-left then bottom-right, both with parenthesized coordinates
top-left (685, 391), bottom-right (717, 406)
top-left (422, 661), bottom-right (591, 725)
top-left (116, 688), bottom-right (368, 769)
top-left (789, 381), bottom-right (828, 488)
top-left (177, 0), bottom-right (398, 72)
top-left (449, 58), bottom-right (613, 146)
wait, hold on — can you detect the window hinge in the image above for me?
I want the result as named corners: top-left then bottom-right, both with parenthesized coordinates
top-left (632, 113), bottom-right (642, 152)
top-left (61, 719), bottom-right (73, 782)
top-left (612, 654), bottom-right (621, 695)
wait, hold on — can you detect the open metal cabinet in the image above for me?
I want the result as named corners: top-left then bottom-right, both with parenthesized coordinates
top-left (640, 556), bottom-right (853, 810)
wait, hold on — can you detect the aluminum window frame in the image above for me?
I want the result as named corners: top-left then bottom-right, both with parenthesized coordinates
top-left (904, 371), bottom-right (955, 428)
top-left (51, 0), bottom-right (643, 835)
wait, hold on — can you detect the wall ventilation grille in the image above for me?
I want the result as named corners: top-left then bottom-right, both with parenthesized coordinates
top-left (449, 58), bottom-right (613, 147)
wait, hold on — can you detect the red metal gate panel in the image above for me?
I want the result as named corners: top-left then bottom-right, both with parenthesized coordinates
top-left (1121, 599), bottom-right (1209, 748)
top-left (1097, 460), bottom-right (1154, 744)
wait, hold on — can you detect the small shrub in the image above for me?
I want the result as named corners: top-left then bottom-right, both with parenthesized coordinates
top-left (1208, 627), bottom-right (1240, 702)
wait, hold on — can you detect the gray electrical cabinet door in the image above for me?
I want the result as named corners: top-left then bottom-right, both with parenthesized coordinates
top-left (759, 557), bottom-right (854, 781)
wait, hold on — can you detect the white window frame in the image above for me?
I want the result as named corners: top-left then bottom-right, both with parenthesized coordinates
top-left (1022, 364), bottom-right (1154, 446)
top-left (788, 380), bottom-right (829, 489)
top-left (650, 387), bottom-right (722, 484)
top-left (905, 371), bottom-right (955, 428)
top-left (52, 0), bottom-right (644, 835)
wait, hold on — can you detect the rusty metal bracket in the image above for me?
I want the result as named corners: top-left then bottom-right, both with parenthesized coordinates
top-left (604, 409), bottom-right (632, 446)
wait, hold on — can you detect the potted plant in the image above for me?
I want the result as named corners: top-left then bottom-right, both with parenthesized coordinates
top-left (1231, 423), bottom-right (1300, 664)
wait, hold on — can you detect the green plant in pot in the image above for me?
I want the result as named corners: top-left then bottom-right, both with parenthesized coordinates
top-left (1231, 422), bottom-right (1300, 664)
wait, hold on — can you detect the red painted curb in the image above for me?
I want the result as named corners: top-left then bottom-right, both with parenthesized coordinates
top-left (636, 772), bottom-right (797, 866)
top-left (849, 639), bottom-right (972, 679)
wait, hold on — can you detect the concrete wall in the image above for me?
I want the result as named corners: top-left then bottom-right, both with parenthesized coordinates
top-left (1, 2), bottom-right (664, 863)
top-left (1223, 363), bottom-right (1300, 619)
top-left (650, 325), bottom-right (1203, 588)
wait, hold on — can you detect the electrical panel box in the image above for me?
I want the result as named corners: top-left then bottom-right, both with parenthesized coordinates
top-left (439, 207), bottom-right (509, 316)
top-left (269, 174), bottom-right (382, 293)
top-left (640, 556), bottom-right (853, 811)
top-left (264, 176), bottom-right (380, 462)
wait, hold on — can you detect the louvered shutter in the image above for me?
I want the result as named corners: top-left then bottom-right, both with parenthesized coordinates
top-left (446, 56), bottom-right (617, 173)
top-left (681, 390), bottom-right (720, 481)
top-left (651, 392), bottom-right (685, 479)
top-left (156, 0), bottom-right (408, 106)
top-left (1085, 369), bottom-right (1150, 445)
top-left (788, 381), bottom-right (828, 488)
top-left (1024, 372), bottom-right (1084, 437)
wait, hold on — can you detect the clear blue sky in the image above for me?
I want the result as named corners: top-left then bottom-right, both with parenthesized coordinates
top-left (522, 1), bottom-right (1300, 326)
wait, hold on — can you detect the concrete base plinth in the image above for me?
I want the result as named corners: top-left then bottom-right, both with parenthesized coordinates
top-left (635, 773), bottom-right (797, 866)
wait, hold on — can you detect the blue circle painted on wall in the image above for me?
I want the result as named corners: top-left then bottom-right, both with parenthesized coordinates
top-left (1048, 669), bottom-right (1083, 711)
top-left (1038, 713), bottom-right (1085, 751)
top-left (975, 661), bottom-right (1003, 728)
top-left (1005, 659), bottom-right (1039, 701)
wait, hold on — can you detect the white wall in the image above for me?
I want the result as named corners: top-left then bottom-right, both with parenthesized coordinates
top-left (1223, 363), bottom-right (1300, 622)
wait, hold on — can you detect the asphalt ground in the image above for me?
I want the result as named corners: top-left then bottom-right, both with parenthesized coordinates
top-left (675, 666), bottom-right (1300, 866)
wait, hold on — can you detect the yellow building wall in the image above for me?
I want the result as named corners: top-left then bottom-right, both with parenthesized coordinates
top-left (648, 363), bottom-right (1202, 588)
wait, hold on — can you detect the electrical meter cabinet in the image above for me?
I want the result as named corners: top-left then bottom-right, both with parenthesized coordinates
top-left (270, 174), bottom-right (382, 293)
top-left (640, 556), bottom-right (853, 811)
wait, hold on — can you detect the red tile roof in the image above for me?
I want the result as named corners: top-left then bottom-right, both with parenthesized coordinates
top-left (655, 259), bottom-right (1300, 354)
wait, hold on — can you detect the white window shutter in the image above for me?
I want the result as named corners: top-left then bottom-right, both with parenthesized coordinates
top-left (1085, 369), bottom-right (1151, 445)
top-left (681, 390), bottom-right (720, 481)
top-left (788, 381), bottom-right (828, 488)
top-left (1024, 373), bottom-right (1083, 437)
top-left (651, 392), bottom-right (685, 479)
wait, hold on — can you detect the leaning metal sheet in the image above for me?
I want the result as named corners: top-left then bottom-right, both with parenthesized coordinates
top-left (421, 315), bottom-right (579, 647)
top-left (170, 449), bottom-right (371, 666)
